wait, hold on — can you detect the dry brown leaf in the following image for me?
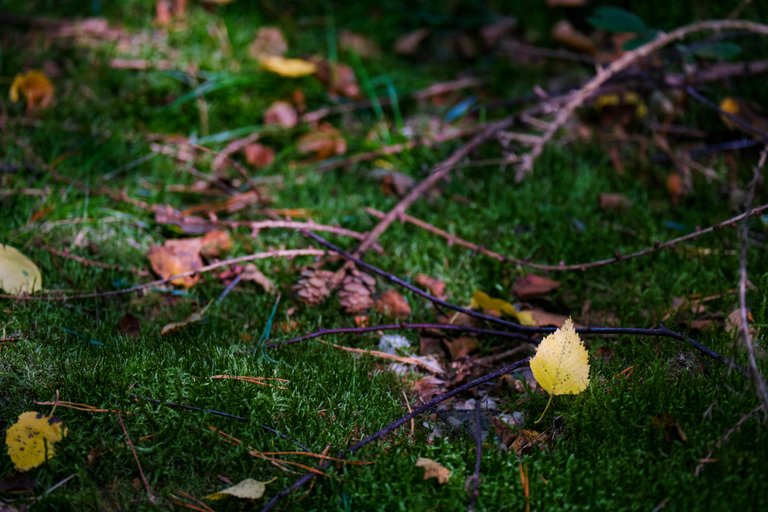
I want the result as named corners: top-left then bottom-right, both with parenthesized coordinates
top-left (394, 28), bottom-right (431, 55)
top-left (599, 193), bottom-right (632, 212)
top-left (297, 124), bottom-right (347, 160)
top-left (264, 101), bottom-right (298, 128)
top-left (313, 60), bottom-right (361, 99)
top-left (513, 274), bottom-right (560, 299)
top-left (412, 375), bottom-right (446, 403)
top-left (726, 309), bottom-right (755, 338)
top-left (249, 27), bottom-right (287, 59)
top-left (375, 289), bottom-right (411, 319)
top-left (199, 230), bottom-right (232, 258)
top-left (415, 274), bottom-right (446, 299)
top-left (147, 239), bottom-right (203, 288)
top-left (551, 20), bottom-right (597, 55)
top-left (524, 310), bottom-right (571, 327)
top-left (339, 30), bottom-right (382, 58)
top-left (243, 143), bottom-right (275, 168)
top-left (666, 173), bottom-right (684, 204)
top-left (443, 336), bottom-right (478, 360)
top-left (480, 17), bottom-right (517, 48)
top-left (154, 205), bottom-right (216, 235)
top-left (240, 264), bottom-right (275, 293)
top-left (415, 457), bottom-right (451, 484)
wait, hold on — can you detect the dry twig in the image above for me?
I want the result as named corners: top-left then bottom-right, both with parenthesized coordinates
top-left (516, 19), bottom-right (768, 181)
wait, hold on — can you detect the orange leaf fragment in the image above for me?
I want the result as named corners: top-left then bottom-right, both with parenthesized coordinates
top-left (10, 71), bottom-right (55, 112)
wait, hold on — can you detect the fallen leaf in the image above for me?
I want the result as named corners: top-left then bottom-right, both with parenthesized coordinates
top-left (443, 336), bottom-right (478, 359)
top-left (412, 375), bottom-right (446, 403)
top-left (147, 239), bottom-right (203, 288)
top-left (471, 291), bottom-right (535, 326)
top-left (244, 143), bottom-right (275, 167)
top-left (154, 205), bottom-right (216, 235)
top-left (199, 230), bottom-right (232, 258)
top-left (313, 60), bottom-right (361, 99)
top-left (529, 317), bottom-right (590, 397)
top-left (375, 289), bottom-right (412, 319)
top-left (9, 71), bottom-right (55, 112)
top-left (513, 274), bottom-right (560, 299)
top-left (259, 56), bottom-right (316, 78)
top-left (719, 96), bottom-right (768, 139)
top-left (526, 310), bottom-right (572, 327)
top-left (599, 193), bottom-right (632, 211)
top-left (415, 274), bottom-right (446, 299)
top-left (249, 27), bottom-right (287, 59)
top-left (394, 28), bottom-right (431, 55)
top-left (264, 101), bottom-right (298, 128)
top-left (205, 478), bottom-right (274, 500)
top-left (480, 17), bottom-right (517, 48)
top-left (415, 457), bottom-right (451, 484)
top-left (339, 30), bottom-right (382, 58)
top-left (5, 412), bottom-right (67, 471)
top-left (240, 264), bottom-right (275, 293)
top-left (551, 20), bottom-right (597, 55)
top-left (666, 173), bottom-right (684, 203)
top-left (0, 244), bottom-right (43, 294)
top-left (297, 124), bottom-right (347, 160)
top-left (726, 309), bottom-right (755, 338)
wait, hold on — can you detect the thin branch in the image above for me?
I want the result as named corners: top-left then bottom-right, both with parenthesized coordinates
top-left (517, 19), bottom-right (768, 181)
top-left (2, 248), bottom-right (324, 301)
top-left (226, 219), bottom-right (369, 240)
top-left (132, 395), bottom-right (310, 451)
top-left (261, 358), bottom-right (531, 511)
top-left (269, 322), bottom-right (531, 348)
top-left (737, 146), bottom-right (768, 416)
top-left (351, 116), bottom-right (515, 258)
top-left (467, 400), bottom-right (484, 512)
top-left (304, 231), bottom-right (745, 375)
top-left (366, 204), bottom-right (768, 271)
top-left (117, 413), bottom-right (156, 504)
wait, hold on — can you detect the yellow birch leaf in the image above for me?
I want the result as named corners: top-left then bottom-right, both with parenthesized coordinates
top-left (9, 71), bottom-right (55, 111)
top-left (205, 478), bottom-right (275, 500)
top-left (259, 56), bottom-right (316, 77)
top-left (529, 317), bottom-right (590, 396)
top-left (5, 412), bottom-right (67, 471)
top-left (470, 290), bottom-right (535, 326)
top-left (0, 244), bottom-right (43, 294)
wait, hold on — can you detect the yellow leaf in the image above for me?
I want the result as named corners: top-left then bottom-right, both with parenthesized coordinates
top-left (470, 290), bottom-right (535, 326)
top-left (415, 457), bottom-right (451, 484)
top-left (259, 56), bottom-right (316, 77)
top-left (5, 412), bottom-right (67, 471)
top-left (530, 317), bottom-right (589, 396)
top-left (9, 71), bottom-right (55, 111)
top-left (205, 478), bottom-right (275, 500)
top-left (0, 244), bottom-right (43, 294)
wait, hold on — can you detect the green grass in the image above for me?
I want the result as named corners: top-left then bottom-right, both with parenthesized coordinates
top-left (2, 1), bottom-right (768, 510)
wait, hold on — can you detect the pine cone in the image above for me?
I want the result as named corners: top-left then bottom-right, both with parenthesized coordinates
top-left (338, 269), bottom-right (376, 314)
top-left (293, 268), bottom-right (334, 306)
